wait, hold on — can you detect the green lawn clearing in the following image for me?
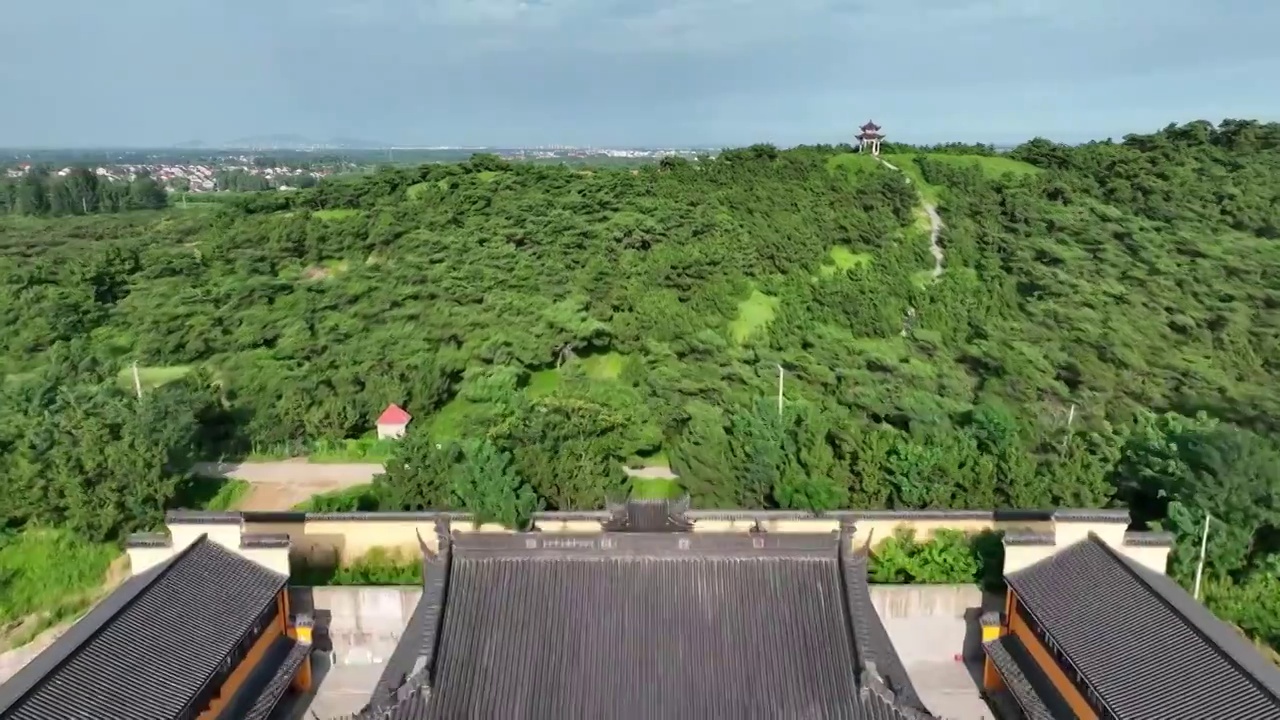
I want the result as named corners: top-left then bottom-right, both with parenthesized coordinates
top-left (825, 153), bottom-right (883, 179)
top-left (313, 208), bottom-right (363, 221)
top-left (580, 352), bottom-right (625, 380)
top-left (820, 246), bottom-right (873, 277)
top-left (406, 182), bottom-right (433, 200)
top-left (116, 364), bottom-right (193, 390)
top-left (929, 154), bottom-right (1041, 178)
top-left (730, 290), bottom-right (779, 344)
top-left (630, 477), bottom-right (683, 500)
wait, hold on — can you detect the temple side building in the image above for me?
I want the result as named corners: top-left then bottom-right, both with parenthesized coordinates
top-left (0, 535), bottom-right (313, 720)
top-left (981, 532), bottom-right (1280, 719)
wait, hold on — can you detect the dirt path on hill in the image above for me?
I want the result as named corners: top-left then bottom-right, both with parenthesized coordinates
top-left (876, 157), bottom-right (945, 278)
top-left (191, 460), bottom-right (678, 511)
top-left (192, 460), bottom-right (384, 510)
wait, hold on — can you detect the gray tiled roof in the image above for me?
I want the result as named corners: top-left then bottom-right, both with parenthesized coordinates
top-left (602, 497), bottom-right (693, 532)
top-left (982, 635), bottom-right (1073, 720)
top-left (367, 522), bottom-right (451, 712)
top-left (842, 549), bottom-right (929, 713)
top-left (220, 636), bottom-right (308, 720)
top-left (1006, 534), bottom-right (1280, 720)
top-left (0, 535), bottom-right (287, 720)
top-left (429, 552), bottom-right (858, 717)
top-left (336, 526), bottom-right (935, 720)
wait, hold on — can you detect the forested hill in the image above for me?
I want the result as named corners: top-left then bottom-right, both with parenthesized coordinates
top-left (1, 122), bottom-right (1279, 631)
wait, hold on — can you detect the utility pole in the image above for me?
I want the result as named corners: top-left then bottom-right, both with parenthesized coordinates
top-left (131, 361), bottom-right (143, 400)
top-left (1060, 403), bottom-right (1077, 451)
top-left (776, 364), bottom-right (785, 415)
top-left (1193, 512), bottom-right (1211, 600)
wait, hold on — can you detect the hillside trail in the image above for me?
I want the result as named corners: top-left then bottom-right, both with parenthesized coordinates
top-left (876, 157), bottom-right (945, 279)
top-left (191, 460), bottom-right (678, 510)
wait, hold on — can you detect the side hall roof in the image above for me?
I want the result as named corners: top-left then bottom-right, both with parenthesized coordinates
top-left (0, 535), bottom-right (287, 720)
top-left (1005, 533), bottom-right (1280, 720)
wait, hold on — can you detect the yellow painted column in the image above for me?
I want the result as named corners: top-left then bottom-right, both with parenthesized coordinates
top-left (290, 612), bottom-right (315, 692)
top-left (980, 611), bottom-right (1007, 692)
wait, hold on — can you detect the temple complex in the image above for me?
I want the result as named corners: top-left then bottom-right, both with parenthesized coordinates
top-left (1, 502), bottom-right (1277, 719)
top-left (858, 120), bottom-right (884, 155)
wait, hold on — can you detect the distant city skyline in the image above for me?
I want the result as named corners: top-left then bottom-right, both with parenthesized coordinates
top-left (2, 0), bottom-right (1278, 148)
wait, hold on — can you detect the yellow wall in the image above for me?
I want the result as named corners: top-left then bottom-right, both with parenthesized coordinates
top-left (140, 512), bottom-right (1164, 583)
top-left (1006, 600), bottom-right (1099, 720)
top-left (195, 591), bottom-right (288, 720)
top-left (227, 515), bottom-right (1059, 565)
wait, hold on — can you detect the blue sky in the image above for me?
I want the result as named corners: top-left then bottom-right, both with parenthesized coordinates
top-left (2, 0), bottom-right (1278, 148)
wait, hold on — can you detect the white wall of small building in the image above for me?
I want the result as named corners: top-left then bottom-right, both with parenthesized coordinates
top-left (376, 422), bottom-right (407, 440)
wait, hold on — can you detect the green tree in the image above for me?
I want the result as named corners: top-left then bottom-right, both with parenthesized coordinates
top-left (449, 439), bottom-right (540, 529)
top-left (372, 430), bottom-right (458, 511)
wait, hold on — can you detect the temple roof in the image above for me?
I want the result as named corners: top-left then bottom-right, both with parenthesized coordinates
top-left (338, 502), bottom-right (935, 720)
top-left (1004, 534), bottom-right (1280, 720)
top-left (0, 535), bottom-right (287, 720)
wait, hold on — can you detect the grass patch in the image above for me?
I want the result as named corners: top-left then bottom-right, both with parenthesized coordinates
top-left (729, 289), bottom-right (779, 344)
top-left (928, 154), bottom-right (1041, 178)
top-left (116, 364), bottom-right (192, 390)
top-left (290, 547), bottom-right (422, 586)
top-left (526, 353), bottom-right (626, 396)
top-left (293, 484), bottom-right (381, 512)
top-left (631, 450), bottom-right (669, 467)
top-left (526, 369), bottom-right (562, 397)
top-left (406, 181), bottom-right (433, 200)
top-left (820, 246), bottom-right (873, 277)
top-left (171, 478), bottom-right (251, 511)
top-left (580, 352), bottom-right (625, 380)
top-left (0, 529), bottom-right (119, 646)
top-left (313, 208), bottom-right (362, 221)
top-left (245, 436), bottom-right (398, 463)
top-left (911, 269), bottom-right (938, 289)
top-left (631, 477), bottom-right (683, 500)
top-left (881, 153), bottom-right (1040, 205)
top-left (880, 154), bottom-right (941, 203)
top-left (308, 437), bottom-right (397, 463)
top-left (825, 153), bottom-right (883, 179)
top-left (427, 397), bottom-right (483, 441)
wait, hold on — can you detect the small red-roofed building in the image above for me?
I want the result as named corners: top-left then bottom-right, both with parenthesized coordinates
top-left (376, 403), bottom-right (412, 440)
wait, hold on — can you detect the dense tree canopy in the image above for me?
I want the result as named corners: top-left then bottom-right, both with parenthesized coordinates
top-left (1, 121), bottom-right (1279, 648)
top-left (0, 169), bottom-right (167, 217)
